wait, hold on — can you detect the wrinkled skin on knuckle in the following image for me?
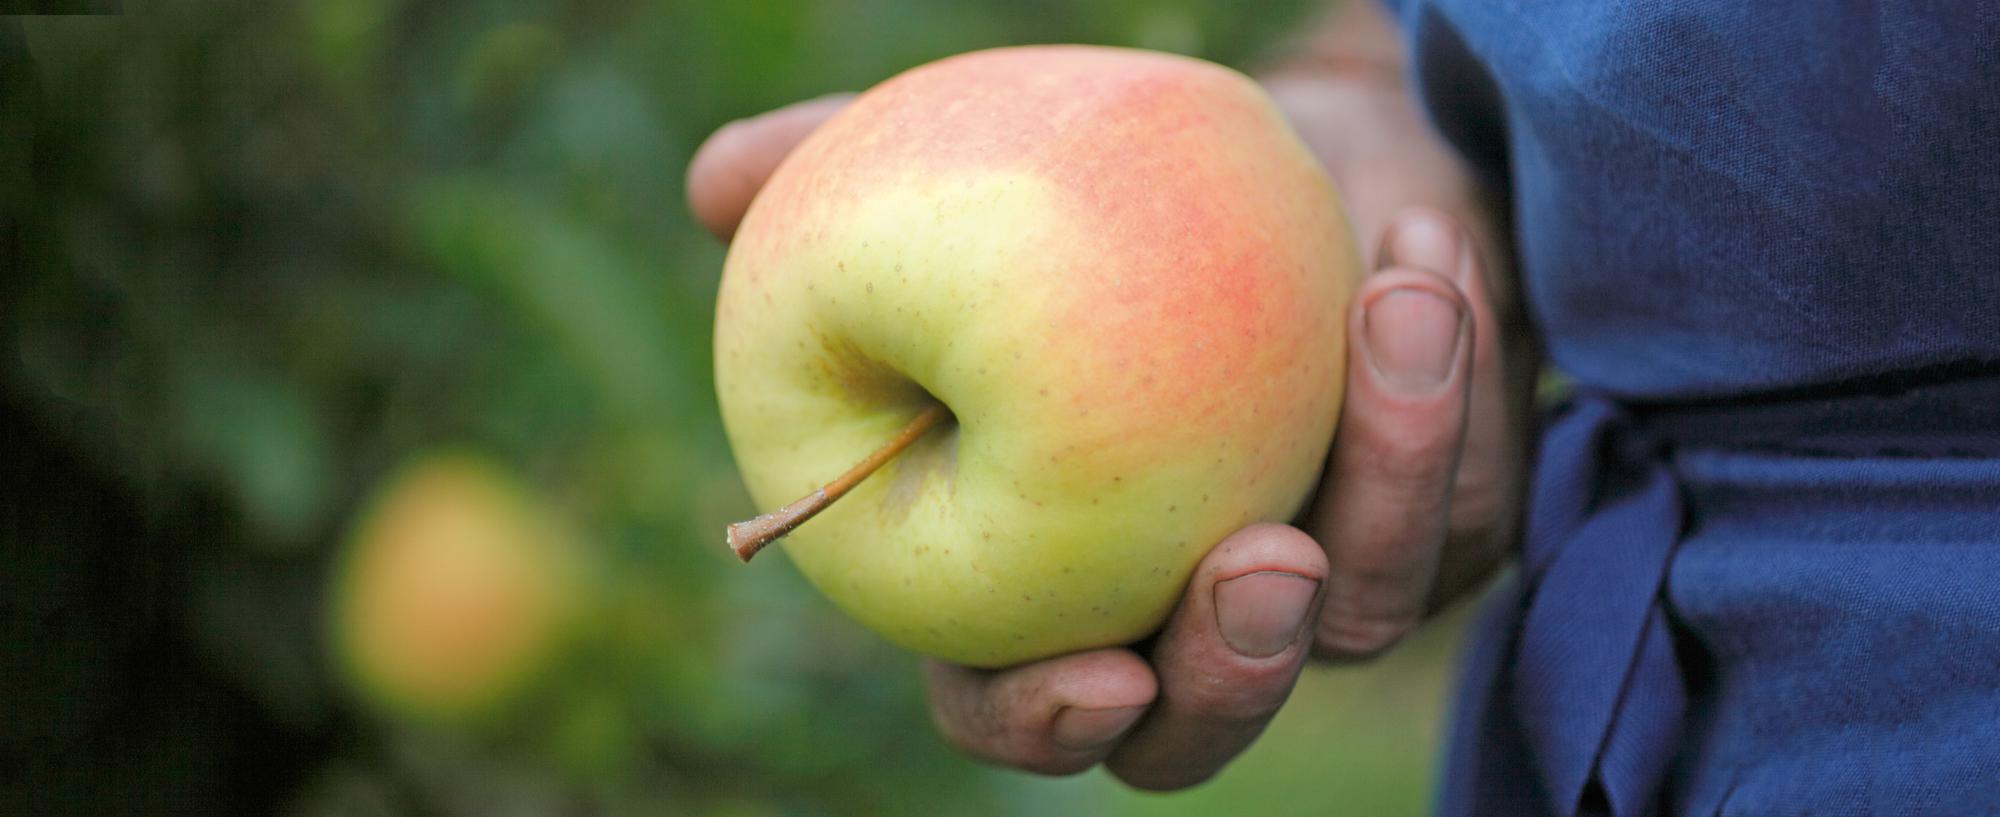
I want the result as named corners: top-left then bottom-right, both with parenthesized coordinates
top-left (1313, 606), bottom-right (1419, 661)
top-left (930, 668), bottom-right (1119, 775)
top-left (926, 690), bottom-right (997, 761)
top-left (1175, 664), bottom-right (1293, 727)
top-left (929, 688), bottom-right (1085, 775)
top-left (926, 669), bottom-right (1018, 759)
top-left (1365, 423), bottom-right (1461, 490)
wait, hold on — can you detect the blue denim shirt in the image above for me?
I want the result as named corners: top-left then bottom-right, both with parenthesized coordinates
top-left (1386, 2), bottom-right (2000, 814)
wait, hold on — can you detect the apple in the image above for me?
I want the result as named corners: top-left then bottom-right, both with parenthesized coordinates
top-left (714, 45), bottom-right (1360, 668)
top-left (330, 451), bottom-right (580, 721)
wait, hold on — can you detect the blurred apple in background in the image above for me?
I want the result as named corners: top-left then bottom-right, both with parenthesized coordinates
top-left (330, 451), bottom-right (582, 722)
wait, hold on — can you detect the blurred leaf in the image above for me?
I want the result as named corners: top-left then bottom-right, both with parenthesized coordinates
top-left (456, 22), bottom-right (563, 109)
top-left (174, 367), bottom-right (334, 550)
top-left (404, 177), bottom-right (689, 424)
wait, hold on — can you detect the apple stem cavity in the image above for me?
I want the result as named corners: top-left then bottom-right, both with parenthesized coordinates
top-left (726, 403), bottom-right (952, 562)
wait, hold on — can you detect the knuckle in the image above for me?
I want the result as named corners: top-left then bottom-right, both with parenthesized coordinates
top-left (929, 671), bottom-right (1089, 774)
top-left (925, 680), bottom-right (1008, 761)
top-left (1364, 425), bottom-right (1459, 487)
top-left (1314, 609), bottom-right (1419, 661)
top-left (1172, 666), bottom-right (1292, 726)
top-left (925, 698), bottom-right (993, 760)
top-left (929, 698), bottom-right (1055, 772)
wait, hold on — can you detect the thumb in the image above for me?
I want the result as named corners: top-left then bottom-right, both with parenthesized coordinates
top-left (685, 93), bottom-right (853, 241)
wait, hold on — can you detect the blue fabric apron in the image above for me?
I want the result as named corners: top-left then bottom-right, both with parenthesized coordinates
top-left (1383, 2), bottom-right (2000, 814)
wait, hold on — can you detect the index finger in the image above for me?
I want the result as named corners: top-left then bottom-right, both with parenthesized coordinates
top-left (684, 94), bottom-right (854, 240)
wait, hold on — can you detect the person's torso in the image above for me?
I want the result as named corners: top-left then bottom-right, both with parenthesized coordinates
top-left (1396, 3), bottom-right (2000, 815)
top-left (1396, 0), bottom-right (2000, 399)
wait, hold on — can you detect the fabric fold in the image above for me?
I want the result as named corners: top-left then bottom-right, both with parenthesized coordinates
top-left (1445, 395), bottom-right (1689, 817)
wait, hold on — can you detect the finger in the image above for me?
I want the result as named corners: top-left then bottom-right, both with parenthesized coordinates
top-left (1104, 524), bottom-right (1326, 791)
top-left (1308, 211), bottom-right (1478, 660)
top-left (1380, 206), bottom-right (1519, 607)
top-left (685, 93), bottom-right (854, 241)
top-left (924, 650), bottom-right (1156, 776)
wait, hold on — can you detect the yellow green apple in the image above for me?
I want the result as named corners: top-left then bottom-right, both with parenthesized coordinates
top-left (714, 45), bottom-right (1360, 667)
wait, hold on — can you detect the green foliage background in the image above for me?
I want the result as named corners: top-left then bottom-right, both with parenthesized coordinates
top-left (2, 1), bottom-right (1472, 814)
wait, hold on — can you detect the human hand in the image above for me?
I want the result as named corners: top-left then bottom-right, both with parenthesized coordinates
top-left (686, 27), bottom-right (1531, 788)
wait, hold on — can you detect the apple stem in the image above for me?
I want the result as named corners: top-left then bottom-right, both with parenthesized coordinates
top-left (726, 403), bottom-right (952, 562)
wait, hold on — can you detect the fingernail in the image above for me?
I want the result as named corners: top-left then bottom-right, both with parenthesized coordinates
top-left (1364, 288), bottom-right (1463, 392)
top-left (1213, 571), bottom-right (1320, 658)
top-left (1051, 705), bottom-right (1146, 751)
top-left (1388, 212), bottom-right (1462, 279)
